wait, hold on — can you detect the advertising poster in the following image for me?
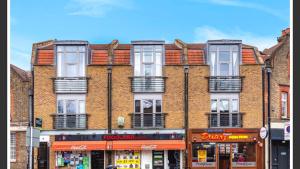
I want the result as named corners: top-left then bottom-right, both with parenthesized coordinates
top-left (198, 150), bottom-right (207, 162)
top-left (115, 151), bottom-right (141, 169)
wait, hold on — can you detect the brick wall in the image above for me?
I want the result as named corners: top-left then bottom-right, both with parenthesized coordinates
top-left (11, 132), bottom-right (28, 169)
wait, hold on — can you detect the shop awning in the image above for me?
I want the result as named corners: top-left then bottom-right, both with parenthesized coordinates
top-left (111, 140), bottom-right (185, 150)
top-left (51, 141), bottom-right (107, 151)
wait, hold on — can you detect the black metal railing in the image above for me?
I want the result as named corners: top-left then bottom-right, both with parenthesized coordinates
top-left (52, 77), bottom-right (89, 94)
top-left (207, 112), bottom-right (243, 128)
top-left (52, 114), bottom-right (88, 129)
top-left (207, 76), bottom-right (243, 93)
top-left (130, 113), bottom-right (167, 128)
top-left (130, 76), bottom-right (166, 93)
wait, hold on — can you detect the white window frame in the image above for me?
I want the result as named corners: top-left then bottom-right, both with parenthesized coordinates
top-left (133, 45), bottom-right (163, 76)
top-left (209, 45), bottom-right (239, 76)
top-left (57, 94), bottom-right (86, 114)
top-left (10, 132), bottom-right (16, 162)
top-left (56, 45), bottom-right (86, 77)
top-left (281, 92), bottom-right (288, 118)
top-left (134, 94), bottom-right (162, 114)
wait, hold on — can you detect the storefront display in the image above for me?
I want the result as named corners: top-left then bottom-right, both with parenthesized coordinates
top-left (232, 142), bottom-right (256, 167)
top-left (192, 143), bottom-right (216, 167)
top-left (56, 151), bottom-right (90, 169)
top-left (115, 150), bottom-right (141, 169)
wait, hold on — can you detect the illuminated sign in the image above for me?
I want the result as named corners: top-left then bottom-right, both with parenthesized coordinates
top-left (200, 133), bottom-right (251, 141)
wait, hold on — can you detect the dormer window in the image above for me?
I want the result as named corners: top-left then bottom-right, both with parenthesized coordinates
top-left (56, 45), bottom-right (86, 77)
top-left (209, 44), bottom-right (240, 76)
top-left (133, 45), bottom-right (163, 76)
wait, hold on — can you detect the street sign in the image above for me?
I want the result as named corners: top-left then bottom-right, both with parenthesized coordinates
top-left (259, 127), bottom-right (268, 139)
top-left (26, 127), bottom-right (40, 147)
top-left (284, 122), bottom-right (290, 140)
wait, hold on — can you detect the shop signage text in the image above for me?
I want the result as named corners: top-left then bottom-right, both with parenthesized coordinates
top-left (70, 145), bottom-right (87, 150)
top-left (200, 133), bottom-right (250, 141)
top-left (141, 145), bottom-right (157, 150)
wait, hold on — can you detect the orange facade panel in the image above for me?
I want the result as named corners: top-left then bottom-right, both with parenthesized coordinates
top-left (111, 140), bottom-right (185, 150)
top-left (37, 50), bottom-right (54, 65)
top-left (165, 50), bottom-right (182, 65)
top-left (113, 50), bottom-right (131, 64)
top-left (242, 49), bottom-right (257, 64)
top-left (91, 50), bottom-right (109, 65)
top-left (51, 141), bottom-right (107, 151)
top-left (187, 49), bottom-right (204, 64)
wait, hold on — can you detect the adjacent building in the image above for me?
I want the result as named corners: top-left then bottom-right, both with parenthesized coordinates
top-left (31, 38), bottom-right (265, 169)
top-left (10, 64), bottom-right (32, 169)
top-left (263, 28), bottom-right (290, 169)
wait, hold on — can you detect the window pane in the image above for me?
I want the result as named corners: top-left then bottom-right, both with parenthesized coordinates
top-left (78, 46), bottom-right (86, 52)
top-left (192, 143), bottom-right (216, 163)
top-left (156, 100), bottom-right (161, 112)
top-left (65, 53), bottom-right (79, 63)
top-left (143, 51), bottom-right (154, 63)
top-left (58, 100), bottom-right (64, 114)
top-left (143, 100), bottom-right (153, 113)
top-left (57, 46), bottom-right (64, 52)
top-left (281, 93), bottom-right (288, 117)
top-left (155, 53), bottom-right (162, 76)
top-left (144, 65), bottom-right (153, 76)
top-left (211, 99), bottom-right (217, 112)
top-left (134, 53), bottom-right (141, 76)
top-left (219, 51), bottom-right (230, 62)
top-left (135, 100), bottom-right (141, 113)
top-left (220, 99), bottom-right (229, 112)
top-left (210, 52), bottom-right (216, 75)
top-left (66, 100), bottom-right (76, 114)
top-left (232, 143), bottom-right (256, 166)
top-left (232, 52), bottom-right (239, 75)
top-left (220, 63), bottom-right (229, 76)
top-left (232, 99), bottom-right (238, 112)
top-left (10, 133), bottom-right (16, 160)
top-left (65, 46), bottom-right (77, 52)
top-left (79, 100), bottom-right (85, 114)
top-left (66, 64), bottom-right (77, 77)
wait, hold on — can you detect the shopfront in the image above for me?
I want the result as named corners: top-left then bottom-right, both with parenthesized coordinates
top-left (51, 133), bottom-right (185, 169)
top-left (188, 129), bottom-right (264, 169)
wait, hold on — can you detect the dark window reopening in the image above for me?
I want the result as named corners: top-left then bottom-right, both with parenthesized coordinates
top-left (156, 100), bottom-right (161, 112)
top-left (135, 100), bottom-right (141, 113)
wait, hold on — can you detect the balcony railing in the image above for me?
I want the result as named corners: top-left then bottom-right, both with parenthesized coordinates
top-left (206, 112), bottom-right (243, 128)
top-left (52, 114), bottom-right (88, 129)
top-left (53, 77), bottom-right (88, 94)
top-left (207, 76), bottom-right (243, 93)
top-left (130, 113), bottom-right (167, 129)
top-left (130, 76), bottom-right (166, 93)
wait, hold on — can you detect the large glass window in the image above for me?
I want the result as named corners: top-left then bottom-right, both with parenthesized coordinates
top-left (232, 143), bottom-right (256, 167)
top-left (133, 45), bottom-right (163, 76)
top-left (57, 45), bottom-right (86, 77)
top-left (209, 45), bottom-right (240, 76)
top-left (192, 143), bottom-right (216, 167)
top-left (10, 133), bottom-right (16, 162)
top-left (57, 95), bottom-right (86, 114)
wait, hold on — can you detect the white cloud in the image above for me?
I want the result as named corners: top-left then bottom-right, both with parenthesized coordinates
top-left (65, 0), bottom-right (134, 17)
top-left (194, 26), bottom-right (277, 50)
top-left (191, 0), bottom-right (287, 21)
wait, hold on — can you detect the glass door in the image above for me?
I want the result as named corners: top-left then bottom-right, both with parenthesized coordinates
top-left (218, 143), bottom-right (231, 169)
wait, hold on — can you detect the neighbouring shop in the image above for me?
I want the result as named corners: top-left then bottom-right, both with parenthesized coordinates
top-left (48, 133), bottom-right (185, 169)
top-left (188, 129), bottom-right (264, 169)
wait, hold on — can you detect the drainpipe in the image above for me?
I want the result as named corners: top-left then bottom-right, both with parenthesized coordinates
top-left (107, 40), bottom-right (118, 166)
top-left (175, 39), bottom-right (189, 169)
top-left (266, 65), bottom-right (272, 169)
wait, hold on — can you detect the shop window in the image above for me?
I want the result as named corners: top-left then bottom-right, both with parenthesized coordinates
top-left (192, 143), bottom-right (216, 167)
top-left (133, 45), bottom-right (163, 76)
top-left (56, 151), bottom-right (90, 168)
top-left (10, 132), bottom-right (16, 162)
top-left (232, 142), bottom-right (256, 167)
top-left (56, 45), bottom-right (86, 77)
top-left (115, 151), bottom-right (141, 169)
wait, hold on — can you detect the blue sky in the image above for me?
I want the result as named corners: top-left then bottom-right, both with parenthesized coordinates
top-left (11, 0), bottom-right (290, 70)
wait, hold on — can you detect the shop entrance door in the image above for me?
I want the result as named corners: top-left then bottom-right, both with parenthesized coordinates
top-left (272, 141), bottom-right (290, 169)
top-left (168, 150), bottom-right (180, 169)
top-left (218, 143), bottom-right (231, 169)
top-left (91, 151), bottom-right (104, 169)
top-left (37, 142), bottom-right (49, 169)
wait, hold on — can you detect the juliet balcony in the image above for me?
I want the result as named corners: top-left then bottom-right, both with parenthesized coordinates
top-left (52, 77), bottom-right (89, 94)
top-left (206, 112), bottom-right (244, 128)
top-left (130, 76), bottom-right (167, 93)
top-left (52, 114), bottom-right (88, 130)
top-left (130, 112), bottom-right (167, 129)
top-left (207, 76), bottom-right (244, 93)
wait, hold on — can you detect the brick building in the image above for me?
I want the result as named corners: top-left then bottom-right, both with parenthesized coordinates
top-left (31, 39), bottom-right (265, 169)
top-left (10, 64), bottom-right (32, 169)
top-left (263, 28), bottom-right (290, 169)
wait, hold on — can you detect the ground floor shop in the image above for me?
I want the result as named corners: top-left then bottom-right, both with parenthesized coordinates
top-left (188, 129), bottom-right (264, 169)
top-left (36, 132), bottom-right (185, 169)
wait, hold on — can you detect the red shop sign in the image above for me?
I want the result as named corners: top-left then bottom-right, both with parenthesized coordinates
top-left (200, 133), bottom-right (226, 141)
